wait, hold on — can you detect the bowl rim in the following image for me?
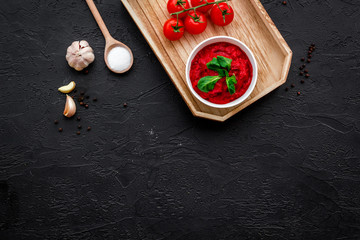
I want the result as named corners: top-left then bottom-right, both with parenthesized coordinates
top-left (185, 36), bottom-right (258, 109)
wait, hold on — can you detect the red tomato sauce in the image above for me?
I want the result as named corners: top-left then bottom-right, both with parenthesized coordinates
top-left (190, 42), bottom-right (253, 104)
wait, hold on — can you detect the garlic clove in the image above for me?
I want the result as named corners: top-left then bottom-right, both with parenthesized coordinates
top-left (58, 81), bottom-right (76, 93)
top-left (63, 95), bottom-right (76, 118)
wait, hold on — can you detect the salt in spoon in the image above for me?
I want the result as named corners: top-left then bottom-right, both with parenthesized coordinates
top-left (86, 0), bottom-right (133, 74)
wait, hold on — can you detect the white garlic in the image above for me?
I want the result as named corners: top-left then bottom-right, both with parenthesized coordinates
top-left (58, 81), bottom-right (76, 93)
top-left (66, 40), bottom-right (95, 71)
top-left (63, 95), bottom-right (76, 118)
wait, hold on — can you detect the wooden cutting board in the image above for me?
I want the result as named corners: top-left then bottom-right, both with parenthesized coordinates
top-left (121, 0), bottom-right (292, 121)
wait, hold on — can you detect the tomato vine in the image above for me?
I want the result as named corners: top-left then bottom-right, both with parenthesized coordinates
top-left (171, 0), bottom-right (231, 25)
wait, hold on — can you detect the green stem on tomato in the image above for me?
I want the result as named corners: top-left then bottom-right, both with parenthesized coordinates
top-left (172, 14), bottom-right (184, 32)
top-left (187, 11), bottom-right (203, 22)
top-left (176, 0), bottom-right (187, 6)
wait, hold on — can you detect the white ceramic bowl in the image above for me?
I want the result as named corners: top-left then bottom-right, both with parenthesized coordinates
top-left (186, 36), bottom-right (258, 109)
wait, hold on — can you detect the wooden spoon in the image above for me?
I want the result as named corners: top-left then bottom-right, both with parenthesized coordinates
top-left (85, 0), bottom-right (133, 74)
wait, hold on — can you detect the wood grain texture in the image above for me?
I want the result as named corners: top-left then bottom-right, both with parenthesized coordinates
top-left (121, 0), bottom-right (292, 121)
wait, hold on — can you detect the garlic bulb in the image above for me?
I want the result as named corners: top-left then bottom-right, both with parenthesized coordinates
top-left (63, 95), bottom-right (76, 118)
top-left (66, 40), bottom-right (95, 71)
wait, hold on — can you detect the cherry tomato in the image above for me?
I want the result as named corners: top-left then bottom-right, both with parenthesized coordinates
top-left (210, 3), bottom-right (234, 26)
top-left (184, 11), bottom-right (207, 35)
top-left (190, 0), bottom-right (215, 13)
top-left (167, 0), bottom-right (190, 19)
top-left (163, 18), bottom-right (185, 41)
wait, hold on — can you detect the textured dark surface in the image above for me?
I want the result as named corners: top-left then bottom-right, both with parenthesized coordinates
top-left (0, 0), bottom-right (359, 239)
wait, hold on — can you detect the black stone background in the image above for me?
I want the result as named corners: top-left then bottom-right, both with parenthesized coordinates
top-left (0, 0), bottom-right (359, 239)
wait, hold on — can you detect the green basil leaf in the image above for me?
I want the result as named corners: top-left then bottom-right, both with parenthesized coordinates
top-left (197, 75), bottom-right (222, 93)
top-left (206, 57), bottom-right (221, 71)
top-left (217, 56), bottom-right (232, 71)
top-left (216, 69), bottom-right (229, 77)
top-left (226, 75), bottom-right (237, 95)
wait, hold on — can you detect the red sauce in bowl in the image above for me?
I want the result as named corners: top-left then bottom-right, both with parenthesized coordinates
top-left (190, 42), bottom-right (253, 104)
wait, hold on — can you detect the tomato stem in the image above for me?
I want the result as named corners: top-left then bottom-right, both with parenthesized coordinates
top-left (172, 14), bottom-right (184, 32)
top-left (176, 0), bottom-right (187, 6)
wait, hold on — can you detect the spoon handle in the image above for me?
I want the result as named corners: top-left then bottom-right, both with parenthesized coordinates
top-left (85, 0), bottom-right (112, 41)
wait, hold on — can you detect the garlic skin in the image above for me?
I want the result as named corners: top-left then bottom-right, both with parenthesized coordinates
top-left (63, 95), bottom-right (76, 118)
top-left (66, 40), bottom-right (95, 71)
